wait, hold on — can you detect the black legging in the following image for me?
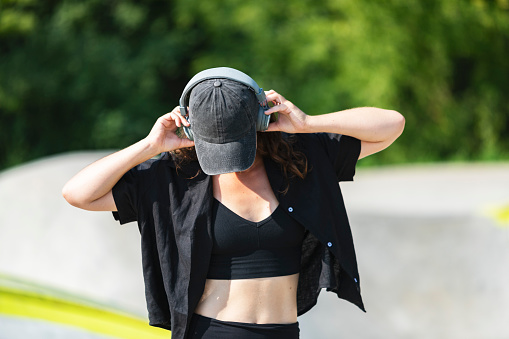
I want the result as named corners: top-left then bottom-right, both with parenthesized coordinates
top-left (187, 314), bottom-right (300, 339)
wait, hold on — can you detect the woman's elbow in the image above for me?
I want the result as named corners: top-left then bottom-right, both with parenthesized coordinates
top-left (390, 110), bottom-right (405, 137)
top-left (62, 182), bottom-right (86, 209)
top-left (62, 183), bottom-right (76, 206)
top-left (382, 110), bottom-right (405, 147)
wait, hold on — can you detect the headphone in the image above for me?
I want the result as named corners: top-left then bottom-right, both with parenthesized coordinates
top-left (178, 67), bottom-right (271, 141)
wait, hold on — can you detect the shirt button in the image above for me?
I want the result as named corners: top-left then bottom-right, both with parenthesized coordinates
top-left (327, 242), bottom-right (332, 247)
top-left (288, 207), bottom-right (293, 212)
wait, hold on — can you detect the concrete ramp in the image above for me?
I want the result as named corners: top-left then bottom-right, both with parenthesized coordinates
top-left (0, 152), bottom-right (167, 338)
top-left (300, 163), bottom-right (509, 339)
top-left (1, 153), bottom-right (508, 338)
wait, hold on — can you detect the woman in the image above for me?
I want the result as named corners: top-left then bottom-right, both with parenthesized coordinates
top-left (62, 68), bottom-right (405, 339)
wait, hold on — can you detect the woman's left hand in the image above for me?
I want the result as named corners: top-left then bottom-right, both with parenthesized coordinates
top-left (264, 90), bottom-right (308, 133)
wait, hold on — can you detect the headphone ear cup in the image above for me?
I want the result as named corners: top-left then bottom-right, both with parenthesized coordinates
top-left (257, 105), bottom-right (271, 131)
top-left (182, 115), bottom-right (194, 141)
top-left (182, 125), bottom-right (194, 141)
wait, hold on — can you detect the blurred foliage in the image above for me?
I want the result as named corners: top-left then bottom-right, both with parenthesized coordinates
top-left (0, 0), bottom-right (508, 169)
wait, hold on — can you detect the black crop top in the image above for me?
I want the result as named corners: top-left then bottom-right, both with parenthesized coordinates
top-left (207, 199), bottom-right (306, 280)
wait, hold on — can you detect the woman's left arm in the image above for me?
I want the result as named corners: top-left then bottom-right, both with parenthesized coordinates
top-left (264, 90), bottom-right (405, 159)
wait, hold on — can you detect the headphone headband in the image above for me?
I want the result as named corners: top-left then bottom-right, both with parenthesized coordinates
top-left (179, 67), bottom-right (267, 116)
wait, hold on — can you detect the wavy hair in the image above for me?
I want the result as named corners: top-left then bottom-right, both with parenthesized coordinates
top-left (171, 130), bottom-right (308, 194)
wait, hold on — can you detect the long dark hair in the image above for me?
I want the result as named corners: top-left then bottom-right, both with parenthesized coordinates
top-left (172, 130), bottom-right (308, 194)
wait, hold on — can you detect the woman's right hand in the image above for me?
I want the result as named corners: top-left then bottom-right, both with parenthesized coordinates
top-left (145, 106), bottom-right (195, 154)
top-left (62, 107), bottom-right (195, 211)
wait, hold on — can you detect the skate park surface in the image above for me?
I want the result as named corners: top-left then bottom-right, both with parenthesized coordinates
top-left (1, 152), bottom-right (508, 338)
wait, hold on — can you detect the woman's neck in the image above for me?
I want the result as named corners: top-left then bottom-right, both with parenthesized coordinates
top-left (212, 154), bottom-right (271, 199)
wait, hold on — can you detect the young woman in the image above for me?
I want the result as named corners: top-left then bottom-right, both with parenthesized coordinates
top-left (62, 68), bottom-right (405, 339)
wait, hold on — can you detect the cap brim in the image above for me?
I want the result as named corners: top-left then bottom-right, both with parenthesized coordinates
top-left (194, 124), bottom-right (257, 175)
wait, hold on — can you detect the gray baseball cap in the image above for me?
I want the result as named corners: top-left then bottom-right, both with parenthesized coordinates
top-left (189, 78), bottom-right (259, 175)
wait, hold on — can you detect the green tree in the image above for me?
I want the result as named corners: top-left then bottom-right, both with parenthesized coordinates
top-left (1, 0), bottom-right (508, 170)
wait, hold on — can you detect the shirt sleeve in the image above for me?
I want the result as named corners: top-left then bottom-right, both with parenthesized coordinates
top-left (111, 167), bottom-right (139, 224)
top-left (308, 133), bottom-right (361, 182)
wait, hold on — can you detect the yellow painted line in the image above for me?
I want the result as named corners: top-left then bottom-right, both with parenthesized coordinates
top-left (483, 204), bottom-right (509, 227)
top-left (0, 286), bottom-right (170, 339)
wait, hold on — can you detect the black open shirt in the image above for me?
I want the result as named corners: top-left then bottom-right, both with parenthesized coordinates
top-left (112, 133), bottom-right (364, 339)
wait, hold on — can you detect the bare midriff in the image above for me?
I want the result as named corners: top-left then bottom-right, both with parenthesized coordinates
top-left (194, 273), bottom-right (299, 324)
top-left (199, 154), bottom-right (299, 324)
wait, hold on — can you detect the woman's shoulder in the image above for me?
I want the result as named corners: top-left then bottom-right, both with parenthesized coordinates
top-left (289, 132), bottom-right (360, 153)
top-left (284, 132), bottom-right (330, 153)
top-left (288, 132), bottom-right (361, 181)
top-left (124, 152), bottom-right (204, 189)
top-left (129, 152), bottom-right (176, 173)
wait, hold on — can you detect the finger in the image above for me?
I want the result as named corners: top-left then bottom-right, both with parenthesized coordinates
top-left (168, 106), bottom-right (189, 126)
top-left (265, 91), bottom-right (286, 104)
top-left (158, 111), bottom-right (182, 128)
top-left (265, 103), bottom-right (290, 115)
top-left (176, 113), bottom-right (192, 128)
top-left (264, 106), bottom-right (277, 115)
top-left (264, 89), bottom-right (280, 96)
top-left (179, 138), bottom-right (195, 148)
top-left (172, 112), bottom-right (189, 127)
top-left (157, 113), bottom-right (175, 128)
top-left (168, 112), bottom-right (183, 127)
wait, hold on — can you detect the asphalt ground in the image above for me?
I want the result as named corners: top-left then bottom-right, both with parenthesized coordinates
top-left (1, 152), bottom-right (508, 338)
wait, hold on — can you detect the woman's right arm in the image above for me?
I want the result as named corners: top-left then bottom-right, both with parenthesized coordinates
top-left (62, 108), bottom-right (194, 211)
